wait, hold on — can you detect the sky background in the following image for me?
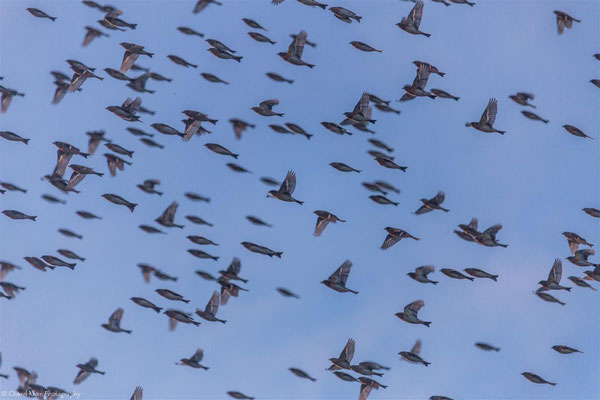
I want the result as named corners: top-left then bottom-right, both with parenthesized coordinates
top-left (0, 0), bottom-right (599, 399)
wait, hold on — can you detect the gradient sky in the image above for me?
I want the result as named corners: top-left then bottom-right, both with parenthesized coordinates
top-left (0, 0), bottom-right (599, 399)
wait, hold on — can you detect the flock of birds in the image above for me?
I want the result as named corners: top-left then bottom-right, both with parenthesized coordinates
top-left (0, 0), bottom-right (598, 399)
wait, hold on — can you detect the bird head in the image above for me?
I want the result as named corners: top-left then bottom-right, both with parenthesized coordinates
top-left (267, 190), bottom-right (277, 198)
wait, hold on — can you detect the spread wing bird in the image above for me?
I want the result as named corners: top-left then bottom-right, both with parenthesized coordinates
top-left (74, 357), bottom-right (98, 384)
top-left (314, 215), bottom-right (330, 237)
top-left (260, 99), bottom-right (279, 112)
top-left (122, 97), bottom-right (142, 115)
top-left (53, 150), bottom-right (72, 178)
top-left (66, 170), bottom-right (86, 190)
top-left (479, 98), bottom-right (498, 126)
top-left (227, 257), bottom-right (241, 275)
top-left (414, 64), bottom-right (430, 90)
top-left (289, 30), bottom-right (307, 58)
top-left (405, 300), bottom-right (424, 319)
top-left (411, 339), bottom-right (422, 355)
top-left (205, 291), bottom-right (220, 316)
top-left (279, 170), bottom-right (297, 195)
top-left (190, 349), bottom-right (204, 363)
top-left (330, 260), bottom-right (352, 286)
top-left (340, 338), bottom-right (355, 363)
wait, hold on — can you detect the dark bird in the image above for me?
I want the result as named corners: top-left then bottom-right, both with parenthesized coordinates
top-left (329, 7), bottom-right (362, 23)
top-left (381, 227), bottom-right (419, 249)
top-left (193, 0), bottom-right (222, 13)
top-left (329, 338), bottom-right (355, 369)
top-left (431, 89), bottom-right (459, 101)
top-left (475, 342), bottom-right (500, 352)
top-left (205, 143), bottom-right (238, 158)
top-left (400, 64), bottom-right (435, 101)
top-left (554, 10), bottom-right (580, 34)
top-left (521, 372), bottom-right (556, 386)
top-left (522, 111), bottom-right (549, 123)
top-left (196, 291), bottom-right (226, 323)
top-left (266, 72), bottom-right (294, 84)
top-left (119, 42), bottom-right (153, 73)
top-left (252, 99), bottom-right (284, 117)
top-left (415, 191), bottom-right (449, 214)
top-left (277, 287), bottom-right (300, 298)
top-left (74, 357), bottom-right (105, 384)
top-left (0, 131), bottom-right (29, 145)
top-left (106, 97), bottom-right (142, 122)
top-left (313, 210), bottom-right (345, 236)
top-left (395, 300), bottom-right (431, 327)
top-left (242, 18), bottom-right (267, 30)
top-left (330, 162), bottom-right (360, 173)
top-left (178, 26), bottom-right (204, 37)
top-left (82, 26), bottom-right (108, 47)
top-left (568, 276), bottom-right (596, 291)
top-left (156, 201), bottom-right (184, 228)
top-left (289, 368), bottom-right (316, 381)
top-left (397, 1), bottom-right (430, 36)
top-left (101, 193), bottom-right (137, 212)
top-left (0, 85), bottom-right (25, 113)
top-left (407, 265), bottom-right (438, 284)
top-left (464, 268), bottom-right (498, 281)
top-left (369, 195), bottom-right (398, 206)
top-left (26, 8), bottom-right (56, 21)
top-left (267, 170), bottom-right (304, 204)
top-left (104, 153), bottom-right (132, 177)
top-left (187, 235), bottom-right (218, 246)
top-left (218, 257), bottom-right (247, 283)
top-left (322, 260), bottom-right (358, 294)
top-left (167, 55), bottom-right (197, 68)
top-left (441, 268), bottom-right (474, 281)
top-left (137, 179), bottom-right (162, 195)
top-left (2, 210), bottom-right (36, 221)
top-left (86, 130), bottom-right (110, 155)
top-left (566, 249), bottom-right (598, 267)
top-left (278, 31), bottom-right (314, 68)
top-left (562, 231), bottom-right (594, 254)
top-left (241, 241), bottom-right (282, 258)
top-left (552, 345), bottom-right (582, 354)
top-left (130, 297), bottom-right (162, 313)
top-left (350, 41), bottom-right (382, 53)
top-left (188, 249), bottom-right (219, 261)
top-left (248, 31), bottom-right (276, 44)
top-left (156, 288), bottom-right (190, 303)
top-left (562, 125), bottom-right (593, 139)
top-left (466, 98), bottom-right (505, 134)
top-left (101, 308), bottom-right (132, 334)
top-left (399, 340), bottom-right (430, 366)
top-left (538, 259), bottom-right (571, 291)
top-left (201, 72), bottom-right (229, 84)
top-left (177, 349), bottom-right (209, 370)
top-left (509, 92), bottom-right (536, 108)
top-left (208, 47), bottom-right (243, 62)
top-left (229, 118), bottom-right (256, 139)
top-left (246, 215), bottom-right (272, 227)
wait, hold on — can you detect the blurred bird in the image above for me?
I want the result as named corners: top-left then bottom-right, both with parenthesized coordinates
top-left (130, 297), bottom-right (162, 313)
top-left (156, 288), bottom-right (190, 303)
top-left (407, 265), bottom-right (438, 284)
top-left (106, 97), bottom-right (142, 122)
top-left (289, 368), bottom-right (316, 381)
top-left (164, 309), bottom-right (201, 328)
top-left (431, 89), bottom-right (459, 101)
top-left (313, 210), bottom-right (345, 236)
top-left (248, 31), bottom-right (276, 44)
top-left (0, 131), bottom-right (29, 145)
top-left (399, 339), bottom-right (430, 366)
top-left (229, 118), bottom-right (256, 139)
top-left (441, 268), bottom-right (474, 281)
top-left (252, 99), bottom-right (284, 116)
top-left (562, 124), bottom-right (593, 139)
top-left (395, 300), bottom-right (431, 327)
top-left (137, 179), bottom-right (162, 195)
top-left (101, 193), bottom-right (137, 212)
top-left (329, 338), bottom-right (355, 369)
top-left (330, 162), bottom-right (361, 173)
top-left (119, 42), bottom-right (153, 73)
top-left (74, 357), bottom-right (105, 384)
top-left (167, 55), bottom-right (197, 68)
top-left (104, 9), bottom-right (137, 30)
top-left (509, 92), bottom-right (536, 108)
top-left (26, 8), bottom-right (56, 21)
top-left (188, 249), bottom-right (219, 261)
top-left (266, 72), bottom-right (294, 84)
top-left (521, 111), bottom-right (548, 123)
top-left (329, 7), bottom-right (362, 23)
top-left (566, 249), bottom-right (598, 267)
top-left (177, 349), bottom-right (209, 370)
top-left (101, 308), bottom-right (132, 334)
top-left (277, 287), bottom-right (300, 298)
top-left (227, 391), bottom-right (254, 400)
top-left (568, 276), bottom-right (596, 291)
top-left (278, 31), bottom-right (314, 68)
top-left (208, 47), bottom-right (243, 62)
top-left (205, 143), bottom-right (238, 158)
top-left (359, 377), bottom-right (387, 400)
top-left (104, 153), bottom-right (132, 176)
top-left (193, 0), bottom-right (222, 13)
top-left (82, 26), bottom-right (108, 47)
top-left (242, 18), bottom-right (267, 30)
top-left (475, 342), bottom-right (500, 352)
top-left (562, 231), bottom-right (593, 254)
top-left (400, 64), bottom-right (435, 101)
top-left (156, 202), bottom-right (183, 228)
top-left (552, 345), bottom-right (582, 354)
top-left (130, 386), bottom-right (143, 400)
top-left (178, 26), bottom-right (204, 37)
top-left (68, 61), bottom-right (103, 92)
top-left (538, 259), bottom-right (571, 291)
top-left (86, 130), bottom-right (110, 155)
top-left (322, 260), bottom-right (358, 294)
top-left (196, 291), bottom-right (227, 323)
top-left (535, 288), bottom-right (565, 306)
top-left (241, 242), bottom-right (282, 258)
top-left (0, 85), bottom-right (25, 113)
top-left (2, 210), bottom-right (36, 221)
top-left (521, 372), bottom-right (556, 386)
top-left (415, 191), bottom-right (449, 214)
top-left (554, 10), bottom-right (580, 34)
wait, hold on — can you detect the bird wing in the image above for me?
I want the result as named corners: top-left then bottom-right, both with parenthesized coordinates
top-left (483, 224), bottom-right (502, 239)
top-left (183, 119), bottom-right (201, 141)
top-left (411, 339), bottom-right (422, 355)
top-left (206, 291), bottom-right (220, 315)
top-left (313, 216), bottom-right (329, 237)
top-left (120, 51), bottom-right (139, 73)
top-left (191, 349), bottom-right (204, 363)
top-left (479, 98), bottom-right (498, 125)
top-left (352, 92), bottom-right (370, 115)
top-left (414, 204), bottom-right (432, 215)
top-left (106, 158), bottom-right (117, 177)
top-left (130, 386), bottom-right (143, 400)
top-left (53, 151), bottom-right (72, 178)
top-left (381, 233), bottom-right (401, 250)
top-left (228, 257), bottom-right (241, 275)
top-left (68, 72), bottom-right (88, 92)
top-left (433, 191), bottom-right (445, 204)
top-left (66, 171), bottom-right (86, 190)
top-left (359, 384), bottom-right (372, 400)
top-left (399, 92), bottom-right (415, 102)
top-left (408, 0), bottom-right (424, 28)
top-left (109, 308), bottom-right (124, 326)
top-left (340, 338), bottom-right (355, 362)
top-left (291, 30), bottom-right (307, 58)
top-left (279, 170), bottom-right (297, 194)
top-left (260, 99), bottom-right (279, 111)
top-left (1, 93), bottom-right (12, 113)
top-left (416, 265), bottom-right (435, 276)
top-left (556, 16), bottom-right (565, 34)
top-left (73, 369), bottom-right (90, 385)
top-left (160, 202), bottom-right (179, 223)
top-left (52, 84), bottom-right (68, 105)
top-left (405, 300), bottom-right (424, 316)
top-left (577, 249), bottom-right (595, 259)
top-left (548, 258), bottom-right (562, 283)
top-left (193, 0), bottom-right (209, 13)
top-left (413, 64), bottom-right (430, 89)
top-left (335, 260), bottom-right (352, 285)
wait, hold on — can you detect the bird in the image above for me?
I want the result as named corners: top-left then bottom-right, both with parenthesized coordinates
top-left (400, 64), bottom-right (436, 101)
top-left (26, 8), bottom-right (57, 21)
top-left (475, 342), bottom-right (500, 352)
top-left (509, 92), bottom-right (536, 107)
top-left (562, 125), bottom-right (593, 139)
top-left (349, 41), bottom-right (382, 53)
top-left (313, 210), bottom-right (345, 236)
top-left (0, 85), bottom-right (25, 113)
top-left (119, 42), bottom-right (154, 73)
top-left (101, 194), bottom-right (137, 212)
top-left (130, 386), bottom-right (143, 400)
top-left (321, 260), bottom-right (358, 294)
top-left (359, 377), bottom-right (387, 400)
top-left (381, 228), bottom-right (420, 250)
top-left (289, 368), bottom-right (316, 381)
top-left (330, 162), bottom-right (360, 173)
top-left (415, 191), bottom-right (449, 214)
top-left (521, 372), bottom-right (556, 386)
top-left (252, 99), bottom-right (284, 117)
top-left (562, 231), bottom-right (594, 254)
top-left (329, 338), bottom-right (355, 369)
top-left (248, 31), bottom-right (276, 45)
top-left (241, 242), bottom-right (282, 258)
top-left (521, 111), bottom-right (549, 124)
top-left (196, 291), bottom-right (227, 323)
top-left (276, 287), bottom-right (300, 299)
top-left (0, 131), bottom-right (29, 145)
top-left (552, 345), bottom-right (582, 354)
top-left (554, 10), bottom-right (580, 34)
top-left (464, 268), bottom-right (498, 281)
top-left (167, 55), bottom-right (197, 68)
top-left (328, 7), bottom-right (362, 23)
top-left (193, 0), bottom-right (222, 13)
top-left (475, 224), bottom-right (508, 248)
top-left (177, 349), bottom-right (209, 370)
top-left (156, 288), bottom-right (190, 303)
top-left (164, 309), bottom-right (200, 328)
top-left (67, 61), bottom-right (103, 92)
top-left (431, 89), bottom-right (459, 101)
top-left (130, 297), bottom-right (162, 313)
top-left (395, 300), bottom-right (431, 327)
top-left (155, 202), bottom-right (184, 228)
top-left (399, 339), bottom-right (430, 366)
top-left (566, 249), bottom-right (598, 267)
top-left (101, 308), bottom-right (132, 334)
top-left (267, 170), bottom-right (304, 204)
top-left (106, 97), bottom-right (142, 122)
top-left (278, 31), bottom-right (314, 68)
top-left (466, 98), bottom-right (506, 134)
top-left (74, 357), bottom-right (105, 384)
top-left (66, 164), bottom-right (103, 190)
top-left (538, 259), bottom-right (571, 291)
top-left (408, 265), bottom-right (438, 284)
top-left (205, 143), bottom-right (238, 158)
top-left (397, 1), bottom-right (430, 37)
top-left (568, 276), bottom-right (596, 291)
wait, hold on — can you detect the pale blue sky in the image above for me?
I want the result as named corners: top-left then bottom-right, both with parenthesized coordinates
top-left (0, 0), bottom-right (598, 399)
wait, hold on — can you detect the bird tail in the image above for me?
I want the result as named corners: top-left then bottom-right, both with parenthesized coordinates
top-left (128, 204), bottom-right (137, 213)
top-left (318, 3), bottom-right (327, 9)
top-left (400, 167), bottom-right (408, 172)
top-left (424, 321), bottom-right (431, 327)
top-left (23, 138), bottom-right (30, 145)
top-left (492, 275), bottom-right (498, 282)
top-left (431, 280), bottom-right (439, 285)
top-left (234, 56), bottom-right (243, 63)
top-left (124, 329), bottom-right (132, 334)
top-left (296, 200), bottom-right (304, 205)
top-left (423, 33), bottom-right (431, 37)
top-left (129, 24), bottom-right (137, 29)
top-left (183, 299), bottom-right (190, 304)
top-left (191, 64), bottom-right (198, 69)
top-left (29, 216), bottom-right (37, 221)
top-left (355, 16), bottom-right (362, 22)
top-left (81, 153), bottom-right (90, 158)
top-left (275, 252), bottom-right (283, 259)
top-left (153, 307), bottom-right (162, 313)
top-left (233, 154), bottom-right (239, 159)
top-left (193, 321), bottom-right (201, 326)
top-left (423, 361), bottom-right (431, 366)
top-left (496, 130), bottom-right (506, 135)
top-left (467, 277), bottom-right (475, 281)
top-left (50, 17), bottom-right (57, 21)
top-left (549, 382), bottom-right (557, 386)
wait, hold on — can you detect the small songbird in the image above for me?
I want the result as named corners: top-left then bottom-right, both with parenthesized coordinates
top-left (329, 7), bottom-right (362, 23)
top-left (178, 26), bottom-right (204, 37)
top-left (155, 202), bottom-right (184, 228)
top-left (104, 9), bottom-right (137, 30)
top-left (329, 338), bottom-right (355, 370)
top-left (369, 195), bottom-right (398, 206)
top-left (552, 345), bottom-right (582, 354)
top-left (266, 72), bottom-right (294, 84)
top-left (137, 179), bottom-right (162, 195)
top-left (66, 164), bottom-right (103, 190)
top-left (330, 162), bottom-right (360, 173)
top-left (359, 377), bottom-right (387, 400)
top-left (278, 31), bottom-right (314, 68)
top-left (322, 260), bottom-right (358, 294)
top-left (568, 276), bottom-right (596, 291)
top-left (130, 386), bottom-right (143, 400)
top-left (344, 92), bottom-right (376, 124)
top-left (521, 110), bottom-right (548, 124)
top-left (289, 368), bottom-right (316, 381)
top-left (229, 118), bottom-right (256, 139)
top-left (101, 308), bottom-right (132, 334)
top-left (86, 130), bottom-right (110, 155)
top-left (205, 143), bottom-right (238, 158)
top-left (2, 210), bottom-right (36, 221)
top-left (156, 288), bottom-right (190, 303)
top-left (242, 18), bottom-right (267, 30)
top-left (431, 89), bottom-right (459, 101)
top-left (196, 291), bottom-right (227, 323)
top-left (584, 266), bottom-right (600, 282)
top-left (119, 42), bottom-right (154, 73)
top-left (535, 288), bottom-right (565, 306)
top-left (187, 235), bottom-right (218, 246)
top-left (509, 92), bottom-right (536, 107)
top-left (193, 0), bottom-right (222, 14)
top-left (267, 170), bottom-right (304, 204)
top-left (0, 85), bottom-right (25, 113)
top-left (104, 153), bottom-right (132, 177)
top-left (188, 249), bottom-right (219, 261)
top-left (538, 259), bottom-right (571, 291)
top-left (186, 215), bottom-right (213, 226)
top-left (375, 157), bottom-right (407, 171)
top-left (246, 215), bottom-right (272, 227)
top-left (277, 287), bottom-right (300, 299)
top-left (381, 227), bottom-right (419, 250)
top-left (74, 357), bottom-right (105, 384)
top-left (521, 372), bottom-right (556, 386)
top-left (130, 297), bottom-right (162, 313)
top-left (321, 121), bottom-right (352, 135)
top-left (566, 249), bottom-right (598, 267)
top-left (441, 268), bottom-right (474, 281)
top-left (241, 242), bottom-right (283, 258)
top-left (399, 339), bottom-right (430, 366)
top-left (313, 210), bottom-right (345, 236)
top-left (177, 349), bottom-right (209, 370)
top-left (554, 10), bottom-right (580, 34)
top-left (167, 55), bottom-right (197, 68)
top-left (464, 268), bottom-right (498, 281)
top-left (248, 31), bottom-right (276, 44)
top-left (164, 309), bottom-right (201, 329)
top-left (400, 64), bottom-right (435, 101)
top-left (466, 98), bottom-right (505, 134)
top-left (475, 342), bottom-right (500, 352)
top-left (67, 61), bottom-right (103, 92)
top-left (41, 255), bottom-right (75, 269)
top-left (475, 224), bottom-right (507, 248)
top-left (226, 391), bottom-right (254, 400)
top-left (26, 8), bottom-right (57, 21)
top-left (408, 265), bottom-right (438, 285)
top-left (252, 99), bottom-right (284, 117)
top-left (415, 191), bottom-right (449, 214)
top-left (106, 97), bottom-right (142, 122)
top-left (395, 300), bottom-right (431, 327)
top-left (207, 47), bottom-right (243, 62)
top-left (0, 131), bottom-right (29, 145)
top-left (563, 231), bottom-right (594, 253)
top-left (201, 73), bottom-right (229, 84)
top-left (562, 124), bottom-right (593, 139)
top-left (350, 41), bottom-right (382, 53)
top-left (397, 1), bottom-right (430, 37)
top-left (218, 257), bottom-right (247, 283)
top-left (101, 193), bottom-right (137, 212)
top-left (206, 39), bottom-right (237, 53)
top-left (413, 60), bottom-right (445, 77)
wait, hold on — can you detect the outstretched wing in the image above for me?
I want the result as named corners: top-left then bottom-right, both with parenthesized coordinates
top-left (333, 260), bottom-right (352, 285)
top-left (479, 98), bottom-right (498, 125)
top-left (433, 191), bottom-right (445, 204)
top-left (228, 257), bottom-right (241, 275)
top-left (160, 202), bottom-right (179, 223)
top-left (109, 308), bottom-right (124, 326)
top-left (313, 216), bottom-right (329, 237)
top-left (191, 349), bottom-right (204, 363)
top-left (120, 50), bottom-right (139, 73)
top-left (381, 233), bottom-right (400, 250)
top-left (548, 258), bottom-right (562, 284)
top-left (408, 0), bottom-right (424, 28)
top-left (130, 386), bottom-right (143, 400)
top-left (260, 99), bottom-right (279, 111)
top-left (290, 30), bottom-right (307, 58)
top-left (404, 300), bottom-right (424, 317)
top-left (413, 64), bottom-right (430, 89)
top-left (340, 338), bottom-right (355, 362)
top-left (66, 170), bottom-right (86, 190)
top-left (411, 339), bottom-right (422, 355)
top-left (416, 265), bottom-right (435, 276)
top-left (206, 291), bottom-right (220, 315)
top-left (279, 170), bottom-right (297, 194)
